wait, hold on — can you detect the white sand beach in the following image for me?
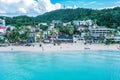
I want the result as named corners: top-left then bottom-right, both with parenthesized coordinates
top-left (0, 43), bottom-right (120, 52)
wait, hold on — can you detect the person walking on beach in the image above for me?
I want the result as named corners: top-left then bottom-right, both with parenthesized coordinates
top-left (42, 46), bottom-right (44, 51)
top-left (39, 44), bottom-right (42, 47)
top-left (39, 44), bottom-right (44, 51)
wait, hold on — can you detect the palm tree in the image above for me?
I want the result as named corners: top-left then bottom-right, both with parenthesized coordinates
top-left (108, 30), bottom-right (113, 37)
top-left (20, 28), bottom-right (31, 41)
top-left (36, 30), bottom-right (44, 42)
top-left (113, 29), bottom-right (118, 36)
top-left (99, 34), bottom-right (105, 43)
top-left (50, 29), bottom-right (56, 38)
top-left (83, 28), bottom-right (91, 44)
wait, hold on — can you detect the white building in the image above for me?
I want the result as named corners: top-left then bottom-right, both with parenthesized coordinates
top-left (73, 20), bottom-right (93, 26)
top-left (52, 20), bottom-right (62, 26)
top-left (48, 25), bottom-right (54, 30)
top-left (63, 22), bottom-right (71, 26)
top-left (0, 19), bottom-right (6, 34)
top-left (89, 27), bottom-right (114, 37)
top-left (6, 25), bottom-right (15, 31)
top-left (0, 19), bottom-right (5, 26)
top-left (38, 23), bottom-right (47, 26)
top-left (114, 37), bottom-right (120, 42)
top-left (80, 20), bottom-right (93, 26)
top-left (0, 19), bottom-right (6, 40)
top-left (73, 20), bottom-right (80, 26)
top-left (73, 35), bottom-right (85, 43)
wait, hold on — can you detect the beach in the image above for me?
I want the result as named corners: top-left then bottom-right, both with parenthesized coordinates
top-left (0, 43), bottom-right (119, 52)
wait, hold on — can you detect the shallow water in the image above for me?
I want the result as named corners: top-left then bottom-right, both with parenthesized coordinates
top-left (0, 50), bottom-right (120, 80)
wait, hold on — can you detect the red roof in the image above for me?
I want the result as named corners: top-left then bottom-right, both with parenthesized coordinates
top-left (0, 26), bottom-right (6, 29)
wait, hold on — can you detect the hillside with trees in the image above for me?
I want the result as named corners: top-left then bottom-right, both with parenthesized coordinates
top-left (1, 7), bottom-right (120, 28)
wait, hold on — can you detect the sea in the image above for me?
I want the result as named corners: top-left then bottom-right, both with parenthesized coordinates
top-left (0, 50), bottom-right (120, 80)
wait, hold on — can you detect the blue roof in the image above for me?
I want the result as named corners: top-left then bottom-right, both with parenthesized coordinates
top-left (58, 35), bottom-right (73, 39)
top-left (91, 34), bottom-right (100, 37)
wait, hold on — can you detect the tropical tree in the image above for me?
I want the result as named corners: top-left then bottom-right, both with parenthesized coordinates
top-left (49, 29), bottom-right (57, 38)
top-left (105, 38), bottom-right (114, 45)
top-left (99, 34), bottom-right (105, 43)
top-left (6, 28), bottom-right (20, 43)
top-left (40, 24), bottom-right (48, 31)
top-left (113, 29), bottom-right (118, 36)
top-left (36, 30), bottom-right (44, 42)
top-left (83, 28), bottom-right (90, 43)
top-left (19, 28), bottom-right (31, 41)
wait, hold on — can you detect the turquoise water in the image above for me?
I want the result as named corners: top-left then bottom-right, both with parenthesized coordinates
top-left (0, 50), bottom-right (120, 80)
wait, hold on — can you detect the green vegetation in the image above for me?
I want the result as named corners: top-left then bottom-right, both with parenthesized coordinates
top-left (1, 7), bottom-right (120, 44)
top-left (4, 26), bottom-right (31, 43)
top-left (55, 24), bottom-right (74, 35)
top-left (1, 7), bottom-right (120, 29)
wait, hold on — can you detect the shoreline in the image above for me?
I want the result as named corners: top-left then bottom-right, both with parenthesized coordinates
top-left (0, 43), bottom-right (120, 52)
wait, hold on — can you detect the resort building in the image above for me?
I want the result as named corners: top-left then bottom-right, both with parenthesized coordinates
top-left (89, 27), bottom-right (114, 37)
top-left (73, 20), bottom-right (80, 26)
top-left (48, 25), bottom-right (54, 30)
top-left (114, 37), bottom-right (120, 42)
top-left (88, 26), bottom-right (115, 43)
top-left (63, 22), bottom-right (71, 26)
top-left (52, 20), bottom-right (63, 26)
top-left (73, 20), bottom-right (93, 26)
top-left (0, 19), bottom-right (6, 40)
top-left (73, 35), bottom-right (85, 43)
top-left (80, 20), bottom-right (93, 26)
top-left (77, 26), bottom-right (86, 31)
top-left (0, 26), bottom-right (6, 34)
top-left (0, 19), bottom-right (6, 33)
top-left (55, 35), bottom-right (73, 43)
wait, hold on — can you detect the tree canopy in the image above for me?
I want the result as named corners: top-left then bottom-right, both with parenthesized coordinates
top-left (1, 7), bottom-right (120, 28)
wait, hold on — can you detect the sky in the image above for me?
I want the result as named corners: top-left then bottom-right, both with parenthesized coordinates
top-left (0, 0), bottom-right (120, 16)
top-left (51, 0), bottom-right (120, 9)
